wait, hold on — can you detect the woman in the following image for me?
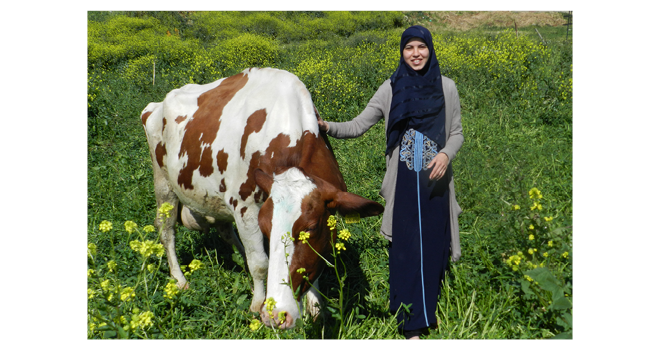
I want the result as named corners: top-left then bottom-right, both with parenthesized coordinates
top-left (318, 25), bottom-right (464, 339)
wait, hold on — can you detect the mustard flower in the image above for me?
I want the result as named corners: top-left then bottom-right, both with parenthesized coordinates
top-left (107, 260), bottom-right (117, 273)
top-left (130, 311), bottom-right (154, 330)
top-left (543, 252), bottom-right (549, 258)
top-left (299, 231), bottom-right (311, 244)
top-left (164, 279), bottom-right (179, 299)
top-left (335, 242), bottom-right (346, 253)
top-left (130, 240), bottom-right (165, 258)
top-left (143, 225), bottom-right (156, 233)
top-left (87, 269), bottom-right (95, 278)
top-left (529, 224), bottom-right (534, 230)
top-left (338, 229), bottom-right (351, 241)
top-left (188, 259), bottom-right (203, 273)
top-left (87, 243), bottom-right (97, 257)
top-left (512, 204), bottom-right (521, 210)
top-left (530, 202), bottom-right (542, 211)
top-left (147, 264), bottom-right (155, 273)
top-left (529, 234), bottom-right (534, 240)
top-left (124, 220), bottom-right (138, 234)
top-left (265, 297), bottom-right (277, 318)
top-left (249, 319), bottom-right (261, 331)
top-left (99, 220), bottom-right (112, 233)
top-left (544, 216), bottom-right (553, 222)
top-left (327, 215), bottom-right (337, 230)
top-left (297, 267), bottom-right (306, 274)
top-left (100, 279), bottom-right (111, 291)
top-left (120, 286), bottom-right (135, 302)
top-left (562, 251), bottom-right (570, 259)
top-left (88, 288), bottom-right (96, 300)
top-left (528, 188), bottom-right (543, 199)
top-left (528, 248), bottom-right (537, 255)
top-left (158, 202), bottom-right (175, 219)
top-left (548, 240), bottom-right (554, 247)
top-left (524, 275), bottom-right (534, 282)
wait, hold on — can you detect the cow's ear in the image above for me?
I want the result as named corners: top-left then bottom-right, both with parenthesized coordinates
top-left (330, 191), bottom-right (384, 219)
top-left (254, 168), bottom-right (274, 196)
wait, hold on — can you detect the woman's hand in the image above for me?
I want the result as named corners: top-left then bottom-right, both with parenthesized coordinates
top-left (427, 152), bottom-right (449, 181)
top-left (318, 119), bottom-right (329, 132)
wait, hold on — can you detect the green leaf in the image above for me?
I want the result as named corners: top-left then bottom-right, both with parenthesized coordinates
top-left (550, 296), bottom-right (572, 311)
top-left (552, 331), bottom-right (572, 339)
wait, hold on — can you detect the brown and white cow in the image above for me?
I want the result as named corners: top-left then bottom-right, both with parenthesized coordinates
top-left (140, 68), bottom-right (383, 329)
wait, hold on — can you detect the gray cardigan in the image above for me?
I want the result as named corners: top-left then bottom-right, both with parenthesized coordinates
top-left (327, 77), bottom-right (464, 262)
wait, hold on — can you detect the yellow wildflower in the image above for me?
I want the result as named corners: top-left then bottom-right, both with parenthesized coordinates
top-left (88, 288), bottom-right (96, 300)
top-left (327, 215), bottom-right (337, 230)
top-left (99, 220), bottom-right (112, 233)
top-left (529, 188), bottom-right (543, 199)
top-left (107, 260), bottom-right (117, 273)
top-left (548, 240), bottom-right (554, 247)
top-left (335, 242), bottom-right (346, 253)
top-left (299, 231), bottom-right (311, 244)
top-left (164, 279), bottom-right (179, 299)
top-left (544, 216), bottom-right (553, 222)
top-left (543, 252), bottom-right (549, 258)
top-left (120, 286), bottom-right (135, 302)
top-left (249, 319), bottom-right (261, 331)
top-left (529, 224), bottom-right (534, 230)
top-left (130, 311), bottom-right (154, 330)
top-left (124, 220), bottom-right (138, 234)
top-left (512, 204), bottom-right (520, 210)
top-left (529, 234), bottom-right (534, 240)
top-left (297, 267), bottom-right (306, 274)
top-left (158, 202), bottom-right (175, 219)
top-left (338, 229), bottom-right (351, 241)
top-left (188, 259), bottom-right (203, 273)
top-left (143, 225), bottom-right (156, 233)
top-left (562, 251), bottom-right (569, 259)
top-left (87, 269), bottom-right (95, 278)
top-left (100, 279), bottom-right (111, 291)
top-left (530, 202), bottom-right (542, 211)
top-left (278, 311), bottom-right (287, 325)
top-left (265, 297), bottom-right (277, 318)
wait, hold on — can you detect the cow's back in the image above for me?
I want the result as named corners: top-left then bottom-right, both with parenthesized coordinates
top-left (141, 68), bottom-right (319, 221)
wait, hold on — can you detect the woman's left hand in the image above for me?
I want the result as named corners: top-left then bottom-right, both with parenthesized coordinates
top-left (427, 152), bottom-right (449, 181)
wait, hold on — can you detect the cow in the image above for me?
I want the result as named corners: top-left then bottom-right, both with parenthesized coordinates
top-left (140, 67), bottom-right (384, 329)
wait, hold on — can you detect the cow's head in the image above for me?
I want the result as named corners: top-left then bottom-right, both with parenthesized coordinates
top-left (254, 167), bottom-right (383, 329)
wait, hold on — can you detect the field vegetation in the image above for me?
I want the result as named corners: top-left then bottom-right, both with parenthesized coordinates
top-left (87, 11), bottom-right (572, 339)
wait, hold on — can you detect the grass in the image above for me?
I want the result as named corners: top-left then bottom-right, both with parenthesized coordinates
top-left (87, 11), bottom-right (572, 339)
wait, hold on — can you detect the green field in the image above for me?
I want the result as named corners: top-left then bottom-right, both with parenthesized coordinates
top-left (87, 11), bottom-right (572, 339)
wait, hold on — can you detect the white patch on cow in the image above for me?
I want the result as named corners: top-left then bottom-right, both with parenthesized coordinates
top-left (265, 167), bottom-right (316, 321)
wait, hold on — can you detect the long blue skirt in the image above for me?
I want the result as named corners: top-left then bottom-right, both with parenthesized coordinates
top-left (389, 132), bottom-right (451, 331)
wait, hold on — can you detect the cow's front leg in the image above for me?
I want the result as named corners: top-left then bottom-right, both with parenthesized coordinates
top-left (235, 206), bottom-right (268, 312)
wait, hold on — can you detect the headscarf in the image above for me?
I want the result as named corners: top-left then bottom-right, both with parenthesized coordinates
top-left (386, 25), bottom-right (446, 156)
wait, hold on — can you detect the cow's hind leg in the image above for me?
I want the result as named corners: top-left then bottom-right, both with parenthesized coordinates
top-left (152, 166), bottom-right (186, 289)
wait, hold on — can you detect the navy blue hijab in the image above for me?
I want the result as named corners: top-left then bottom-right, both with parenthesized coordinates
top-left (387, 25), bottom-right (446, 156)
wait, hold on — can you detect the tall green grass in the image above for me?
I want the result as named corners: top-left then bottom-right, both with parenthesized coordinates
top-left (87, 11), bottom-right (572, 339)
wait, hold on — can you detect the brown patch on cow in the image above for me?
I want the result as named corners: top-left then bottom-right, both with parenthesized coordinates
top-left (155, 142), bottom-right (167, 168)
top-left (175, 115), bottom-right (187, 124)
top-left (232, 197), bottom-right (238, 210)
top-left (240, 109), bottom-right (267, 159)
top-left (162, 117), bottom-right (167, 132)
top-left (298, 131), bottom-right (346, 192)
top-left (199, 146), bottom-right (214, 177)
top-left (219, 178), bottom-right (226, 192)
top-left (240, 206), bottom-right (248, 218)
top-left (177, 73), bottom-right (249, 190)
top-left (216, 149), bottom-right (229, 174)
top-left (141, 111), bottom-right (152, 126)
top-left (238, 151), bottom-right (261, 201)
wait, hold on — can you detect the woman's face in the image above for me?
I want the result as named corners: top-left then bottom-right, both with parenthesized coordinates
top-left (403, 39), bottom-right (429, 71)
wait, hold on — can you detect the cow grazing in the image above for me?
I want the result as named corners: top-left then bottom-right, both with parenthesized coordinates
top-left (140, 68), bottom-right (384, 329)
